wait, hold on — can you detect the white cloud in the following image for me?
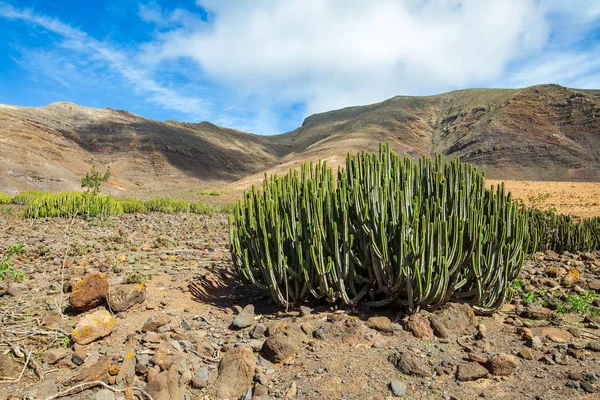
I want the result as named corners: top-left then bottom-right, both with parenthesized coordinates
top-left (144, 0), bottom-right (554, 116)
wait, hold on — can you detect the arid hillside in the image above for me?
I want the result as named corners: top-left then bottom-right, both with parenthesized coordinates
top-left (1, 84), bottom-right (599, 197)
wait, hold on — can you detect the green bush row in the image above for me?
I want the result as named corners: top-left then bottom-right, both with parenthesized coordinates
top-left (20, 194), bottom-right (226, 219)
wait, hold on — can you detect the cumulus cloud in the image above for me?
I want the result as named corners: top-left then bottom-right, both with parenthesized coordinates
top-left (143, 0), bottom-right (554, 115)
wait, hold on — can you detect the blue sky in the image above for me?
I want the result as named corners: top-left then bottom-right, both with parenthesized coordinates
top-left (1, 1), bottom-right (600, 134)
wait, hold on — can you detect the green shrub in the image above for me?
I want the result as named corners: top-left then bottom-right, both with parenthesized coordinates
top-left (11, 191), bottom-right (51, 205)
top-left (198, 189), bottom-right (222, 196)
top-left (229, 144), bottom-right (532, 314)
top-left (144, 197), bottom-right (191, 214)
top-left (117, 198), bottom-right (148, 214)
top-left (0, 192), bottom-right (11, 205)
top-left (190, 201), bottom-right (215, 214)
top-left (23, 193), bottom-right (122, 219)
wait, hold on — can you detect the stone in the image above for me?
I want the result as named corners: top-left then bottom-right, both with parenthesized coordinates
top-left (528, 336), bottom-right (543, 349)
top-left (69, 273), bottom-right (109, 311)
top-left (561, 269), bottom-right (580, 287)
top-left (254, 383), bottom-right (269, 397)
top-left (116, 351), bottom-right (136, 389)
top-left (485, 353), bottom-right (519, 376)
top-left (142, 315), bottom-right (171, 332)
top-left (152, 346), bottom-right (173, 371)
top-left (72, 345), bottom-right (88, 366)
top-left (586, 341), bottom-right (600, 352)
top-left (251, 323), bottom-right (267, 339)
top-left (366, 316), bottom-right (393, 333)
top-left (519, 306), bottom-right (554, 321)
top-left (299, 306), bottom-right (312, 317)
top-left (262, 329), bottom-right (300, 363)
top-left (468, 353), bottom-right (489, 364)
top-left (108, 284), bottom-right (146, 312)
top-left (196, 366), bottom-right (209, 380)
top-left (7, 283), bottom-right (26, 297)
top-left (580, 381), bottom-right (597, 394)
top-left (541, 327), bottom-right (573, 343)
top-left (0, 354), bottom-right (20, 378)
top-left (213, 345), bottom-right (256, 399)
top-left (72, 309), bottom-right (116, 345)
top-left (519, 347), bottom-right (534, 360)
top-left (456, 363), bottom-right (489, 381)
top-left (405, 314), bottom-right (434, 339)
top-left (429, 303), bottom-right (475, 339)
top-left (73, 356), bottom-right (112, 383)
top-left (94, 389), bottom-right (116, 400)
top-left (390, 380), bottom-right (407, 397)
top-left (388, 352), bottom-right (431, 378)
top-left (44, 347), bottom-right (70, 364)
top-left (145, 363), bottom-right (185, 400)
top-left (190, 376), bottom-right (207, 389)
top-left (232, 304), bottom-right (255, 329)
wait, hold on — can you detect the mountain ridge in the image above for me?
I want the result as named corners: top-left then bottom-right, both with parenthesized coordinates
top-left (1, 84), bottom-right (599, 197)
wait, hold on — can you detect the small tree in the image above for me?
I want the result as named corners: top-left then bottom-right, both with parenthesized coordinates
top-left (81, 165), bottom-right (111, 196)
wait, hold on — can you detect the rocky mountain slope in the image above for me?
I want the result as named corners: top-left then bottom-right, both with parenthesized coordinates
top-left (1, 84), bottom-right (599, 196)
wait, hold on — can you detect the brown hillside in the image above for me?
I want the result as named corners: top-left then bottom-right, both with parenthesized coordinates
top-left (1, 84), bottom-right (599, 197)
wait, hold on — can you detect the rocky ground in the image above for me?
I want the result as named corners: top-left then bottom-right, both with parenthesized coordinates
top-left (0, 209), bottom-right (600, 400)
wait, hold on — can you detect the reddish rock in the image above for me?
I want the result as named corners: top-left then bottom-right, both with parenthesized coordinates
top-left (429, 303), bottom-right (476, 339)
top-left (405, 314), bottom-right (434, 339)
top-left (69, 273), bottom-right (109, 311)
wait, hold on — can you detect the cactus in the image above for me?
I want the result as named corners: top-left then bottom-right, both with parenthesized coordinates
top-left (230, 144), bottom-right (600, 313)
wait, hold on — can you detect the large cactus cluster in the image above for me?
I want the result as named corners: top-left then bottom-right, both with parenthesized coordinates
top-left (229, 144), bottom-right (534, 314)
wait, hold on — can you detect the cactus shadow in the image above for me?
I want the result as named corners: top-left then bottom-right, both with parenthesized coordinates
top-left (188, 267), bottom-right (275, 313)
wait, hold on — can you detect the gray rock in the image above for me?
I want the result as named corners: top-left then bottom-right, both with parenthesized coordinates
top-left (388, 352), bottom-right (431, 378)
top-left (116, 352), bottom-right (136, 389)
top-left (390, 381), bottom-right (407, 397)
top-left (299, 306), bottom-right (312, 317)
top-left (251, 323), bottom-right (266, 339)
top-left (196, 366), bottom-right (209, 380)
top-left (232, 304), bottom-right (255, 329)
top-left (93, 389), bottom-right (116, 400)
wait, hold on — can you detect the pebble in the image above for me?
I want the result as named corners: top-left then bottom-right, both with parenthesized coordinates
top-left (390, 381), bottom-right (407, 397)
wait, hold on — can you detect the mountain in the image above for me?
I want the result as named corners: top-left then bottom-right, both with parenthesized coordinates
top-left (1, 84), bottom-right (599, 197)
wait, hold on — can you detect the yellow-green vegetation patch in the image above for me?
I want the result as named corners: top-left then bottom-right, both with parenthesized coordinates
top-left (11, 190), bottom-right (51, 205)
top-left (144, 197), bottom-right (191, 214)
top-left (198, 189), bottom-right (222, 196)
top-left (116, 198), bottom-right (148, 214)
top-left (23, 192), bottom-right (122, 219)
top-left (0, 192), bottom-right (11, 204)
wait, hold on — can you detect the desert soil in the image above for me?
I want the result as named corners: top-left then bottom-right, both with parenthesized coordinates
top-left (0, 184), bottom-right (599, 400)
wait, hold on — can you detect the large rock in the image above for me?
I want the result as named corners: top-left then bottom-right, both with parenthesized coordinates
top-left (70, 273), bottom-right (109, 311)
top-left (366, 316), bottom-right (393, 333)
top-left (72, 309), bottom-right (116, 345)
top-left (231, 304), bottom-right (255, 329)
top-left (429, 303), bottom-right (476, 338)
top-left (213, 345), bottom-right (256, 399)
top-left (0, 354), bottom-right (20, 378)
top-left (261, 328), bottom-right (301, 363)
top-left (456, 362), bottom-right (489, 381)
top-left (518, 306), bottom-right (554, 321)
top-left (388, 352), bottom-right (431, 377)
top-left (108, 284), bottom-right (146, 312)
top-left (405, 314), bottom-right (434, 339)
top-left (541, 327), bottom-right (573, 343)
top-left (485, 353), bottom-right (519, 376)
